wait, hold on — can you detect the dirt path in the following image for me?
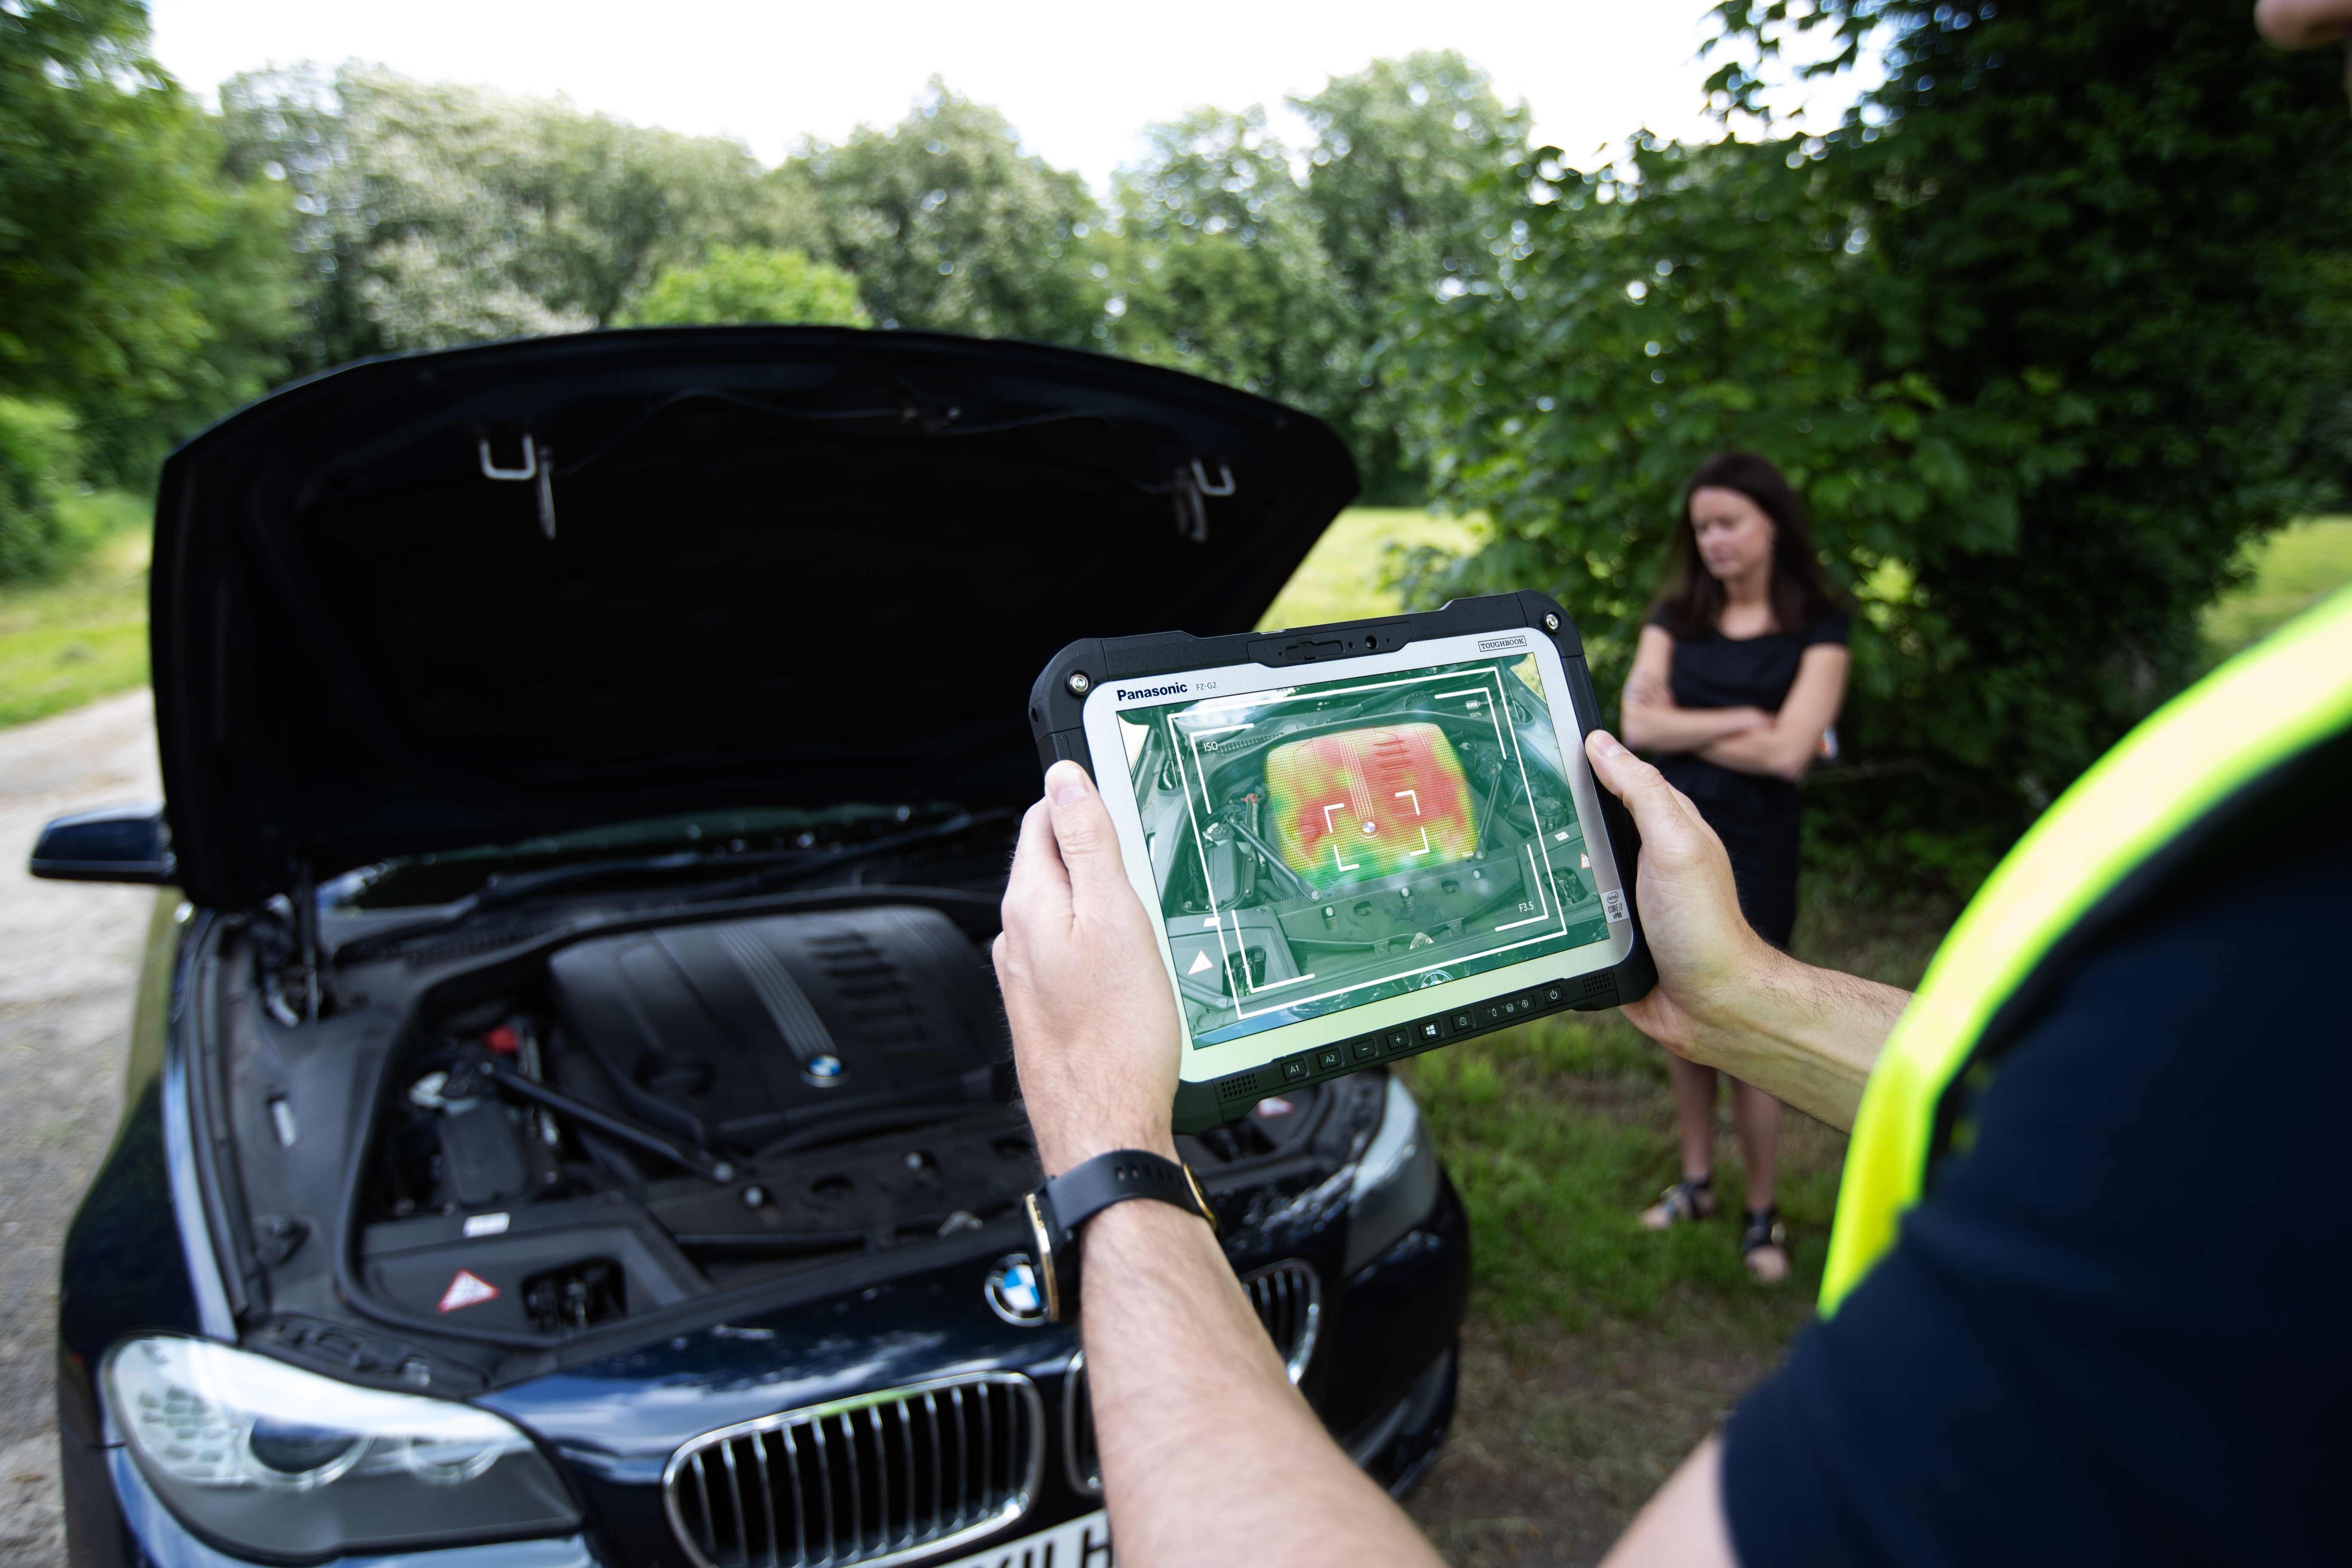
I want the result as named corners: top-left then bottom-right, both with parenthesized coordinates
top-left (0, 689), bottom-right (160, 1567)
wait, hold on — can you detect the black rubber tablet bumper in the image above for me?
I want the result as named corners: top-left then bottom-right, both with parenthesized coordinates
top-left (1030, 591), bottom-right (1655, 1132)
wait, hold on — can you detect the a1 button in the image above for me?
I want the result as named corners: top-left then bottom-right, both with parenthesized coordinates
top-left (1279, 1056), bottom-right (1310, 1083)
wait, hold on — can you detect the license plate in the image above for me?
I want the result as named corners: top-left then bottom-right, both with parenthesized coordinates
top-left (933, 1509), bottom-right (1113, 1568)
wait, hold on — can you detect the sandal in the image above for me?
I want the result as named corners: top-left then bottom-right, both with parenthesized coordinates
top-left (1639, 1175), bottom-right (1719, 1231)
top-left (1742, 1207), bottom-right (1790, 1286)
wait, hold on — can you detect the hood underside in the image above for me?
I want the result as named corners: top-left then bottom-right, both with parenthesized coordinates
top-left (152, 327), bottom-right (1357, 909)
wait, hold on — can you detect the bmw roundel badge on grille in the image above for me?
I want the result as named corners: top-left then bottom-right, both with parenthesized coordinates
top-left (986, 1255), bottom-right (1047, 1326)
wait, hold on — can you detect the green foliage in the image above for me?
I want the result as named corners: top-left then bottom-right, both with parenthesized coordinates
top-left (219, 64), bottom-right (811, 367)
top-left (1396, 1), bottom-right (2352, 881)
top-left (623, 246), bottom-right (869, 328)
top-left (0, 398), bottom-right (91, 580)
top-left (1292, 52), bottom-right (1531, 501)
top-left (0, 515), bottom-right (150, 723)
top-left (1, 2), bottom-right (298, 495)
top-left (1094, 107), bottom-right (1346, 413)
top-left (788, 78), bottom-right (1103, 343)
top-left (66, 129), bottom-right (298, 492)
top-left (0, 0), bottom-right (204, 399)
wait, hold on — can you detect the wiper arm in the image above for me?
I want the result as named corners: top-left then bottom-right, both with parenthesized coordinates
top-left (667, 808), bottom-right (1017, 906)
top-left (336, 848), bottom-right (782, 958)
top-left (336, 811), bottom-right (1012, 959)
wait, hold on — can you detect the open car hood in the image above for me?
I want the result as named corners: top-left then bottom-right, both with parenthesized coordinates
top-left (151, 327), bottom-right (1357, 908)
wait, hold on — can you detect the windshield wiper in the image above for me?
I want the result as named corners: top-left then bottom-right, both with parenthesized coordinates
top-left (658, 808), bottom-right (1017, 907)
top-left (335, 810), bottom-right (1012, 959)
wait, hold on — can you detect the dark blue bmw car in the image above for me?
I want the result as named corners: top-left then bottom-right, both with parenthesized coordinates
top-left (35, 328), bottom-right (1469, 1568)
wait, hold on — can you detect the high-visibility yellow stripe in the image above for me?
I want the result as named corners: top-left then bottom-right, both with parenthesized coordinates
top-left (1820, 585), bottom-right (2352, 1314)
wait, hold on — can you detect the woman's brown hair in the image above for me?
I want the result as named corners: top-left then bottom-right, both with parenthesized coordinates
top-left (1649, 450), bottom-right (1846, 640)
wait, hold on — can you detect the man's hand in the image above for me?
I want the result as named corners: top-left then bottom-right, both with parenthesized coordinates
top-left (2257, 0), bottom-right (2352, 49)
top-left (1584, 729), bottom-right (1775, 1053)
top-left (993, 759), bottom-right (1182, 1175)
top-left (1585, 729), bottom-right (1907, 1131)
top-left (995, 761), bottom-right (1443, 1567)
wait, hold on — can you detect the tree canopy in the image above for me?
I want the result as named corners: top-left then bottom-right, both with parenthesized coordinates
top-left (218, 65), bottom-right (813, 370)
top-left (621, 245), bottom-right (869, 328)
top-left (10, 0), bottom-right (2349, 871)
top-left (785, 77), bottom-right (1103, 344)
top-left (1396, 0), bottom-right (2352, 881)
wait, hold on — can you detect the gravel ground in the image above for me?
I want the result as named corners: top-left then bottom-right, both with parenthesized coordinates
top-left (0, 690), bottom-right (162, 1568)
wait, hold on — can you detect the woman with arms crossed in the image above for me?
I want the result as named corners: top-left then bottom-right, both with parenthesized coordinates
top-left (1620, 452), bottom-right (1849, 1285)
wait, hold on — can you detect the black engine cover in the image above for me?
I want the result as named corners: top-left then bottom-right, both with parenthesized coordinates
top-left (548, 906), bottom-right (1004, 1151)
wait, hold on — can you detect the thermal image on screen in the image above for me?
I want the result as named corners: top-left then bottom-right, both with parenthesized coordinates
top-left (1118, 654), bottom-right (1614, 1048)
top-left (1264, 723), bottom-right (1479, 885)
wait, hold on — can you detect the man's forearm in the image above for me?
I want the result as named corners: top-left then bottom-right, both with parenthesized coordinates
top-left (1079, 1201), bottom-right (1442, 1568)
top-left (1681, 944), bottom-right (1908, 1130)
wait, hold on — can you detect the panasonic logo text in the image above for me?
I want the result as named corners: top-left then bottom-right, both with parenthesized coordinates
top-left (1115, 683), bottom-right (1189, 702)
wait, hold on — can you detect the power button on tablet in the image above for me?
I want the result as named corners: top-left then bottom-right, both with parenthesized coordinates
top-left (1279, 1056), bottom-right (1311, 1083)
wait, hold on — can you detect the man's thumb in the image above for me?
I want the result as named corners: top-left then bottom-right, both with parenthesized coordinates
top-left (1044, 761), bottom-right (1129, 896)
top-left (1585, 729), bottom-right (1676, 830)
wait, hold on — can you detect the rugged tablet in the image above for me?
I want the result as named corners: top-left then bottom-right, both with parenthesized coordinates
top-left (1030, 592), bottom-right (1655, 1131)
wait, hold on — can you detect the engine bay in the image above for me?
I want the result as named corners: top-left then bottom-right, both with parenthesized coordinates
top-left (355, 904), bottom-right (1032, 1335)
top-left (208, 896), bottom-right (1369, 1352)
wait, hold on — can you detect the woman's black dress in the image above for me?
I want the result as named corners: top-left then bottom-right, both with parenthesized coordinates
top-left (1651, 613), bottom-right (1849, 950)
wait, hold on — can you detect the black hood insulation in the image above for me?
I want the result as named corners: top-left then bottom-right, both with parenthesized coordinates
top-left (151, 326), bottom-right (1358, 907)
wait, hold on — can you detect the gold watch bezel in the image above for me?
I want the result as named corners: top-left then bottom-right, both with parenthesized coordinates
top-left (1022, 1190), bottom-right (1064, 1322)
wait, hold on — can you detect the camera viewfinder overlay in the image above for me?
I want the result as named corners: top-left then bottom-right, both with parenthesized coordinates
top-left (1121, 655), bottom-right (1613, 1048)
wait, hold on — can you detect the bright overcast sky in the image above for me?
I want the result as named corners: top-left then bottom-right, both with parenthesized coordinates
top-left (147, 0), bottom-right (1872, 194)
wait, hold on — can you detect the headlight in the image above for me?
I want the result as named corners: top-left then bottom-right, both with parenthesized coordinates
top-left (103, 1335), bottom-right (579, 1560)
top-left (1342, 1075), bottom-right (1442, 1275)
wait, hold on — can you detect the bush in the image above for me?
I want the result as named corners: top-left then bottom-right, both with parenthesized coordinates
top-left (0, 399), bottom-right (95, 582)
top-left (1393, 0), bottom-right (2352, 890)
top-left (623, 245), bottom-right (870, 329)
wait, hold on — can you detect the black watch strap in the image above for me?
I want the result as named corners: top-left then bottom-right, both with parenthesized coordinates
top-left (1024, 1149), bottom-right (1214, 1322)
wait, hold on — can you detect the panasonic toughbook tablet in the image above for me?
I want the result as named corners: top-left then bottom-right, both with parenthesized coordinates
top-left (1029, 591), bottom-right (1656, 1132)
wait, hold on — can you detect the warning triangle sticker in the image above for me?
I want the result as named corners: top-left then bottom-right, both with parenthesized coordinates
top-left (438, 1269), bottom-right (499, 1312)
top-left (1186, 949), bottom-right (1216, 975)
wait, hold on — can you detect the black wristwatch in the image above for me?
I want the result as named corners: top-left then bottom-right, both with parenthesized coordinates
top-left (1023, 1148), bottom-right (1216, 1322)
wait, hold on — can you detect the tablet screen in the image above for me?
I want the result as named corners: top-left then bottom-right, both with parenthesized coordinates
top-left (1102, 646), bottom-right (1621, 1051)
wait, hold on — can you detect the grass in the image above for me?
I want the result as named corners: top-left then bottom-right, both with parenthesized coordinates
top-left (2202, 514), bottom-right (2352, 662)
top-left (0, 491), bottom-right (152, 728)
top-left (1256, 506), bottom-right (1486, 632)
top-left (1399, 884), bottom-right (1958, 1563)
top-left (1401, 883), bottom-right (1954, 1342)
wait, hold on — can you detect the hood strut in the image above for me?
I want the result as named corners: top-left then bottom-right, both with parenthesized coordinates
top-left (293, 858), bottom-right (321, 1022)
